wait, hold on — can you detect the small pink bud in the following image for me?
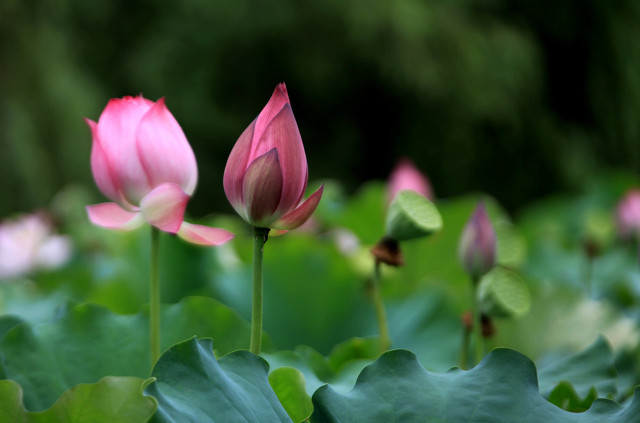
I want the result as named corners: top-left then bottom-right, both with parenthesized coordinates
top-left (224, 83), bottom-right (323, 229)
top-left (458, 202), bottom-right (496, 278)
top-left (85, 96), bottom-right (233, 245)
top-left (616, 189), bottom-right (640, 240)
top-left (387, 158), bottom-right (434, 204)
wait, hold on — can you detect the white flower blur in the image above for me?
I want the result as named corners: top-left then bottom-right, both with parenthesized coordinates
top-left (0, 213), bottom-right (72, 279)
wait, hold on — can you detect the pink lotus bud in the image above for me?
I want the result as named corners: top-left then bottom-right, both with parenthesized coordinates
top-left (387, 158), bottom-right (434, 203)
top-left (224, 83), bottom-right (323, 229)
top-left (0, 212), bottom-right (72, 279)
top-left (458, 202), bottom-right (496, 278)
top-left (616, 189), bottom-right (640, 240)
top-left (85, 96), bottom-right (233, 246)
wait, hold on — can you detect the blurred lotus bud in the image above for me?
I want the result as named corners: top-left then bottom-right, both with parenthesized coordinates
top-left (616, 189), bottom-right (640, 240)
top-left (458, 202), bottom-right (496, 278)
top-left (387, 158), bottom-right (434, 203)
top-left (0, 213), bottom-right (72, 279)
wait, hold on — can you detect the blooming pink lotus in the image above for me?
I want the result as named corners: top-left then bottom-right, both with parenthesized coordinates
top-left (224, 83), bottom-right (323, 229)
top-left (616, 189), bottom-right (640, 240)
top-left (387, 158), bottom-right (434, 203)
top-left (458, 201), bottom-right (496, 277)
top-left (86, 95), bottom-right (233, 246)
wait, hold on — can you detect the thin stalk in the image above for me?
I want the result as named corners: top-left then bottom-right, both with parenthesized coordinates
top-left (250, 227), bottom-right (269, 355)
top-left (372, 260), bottom-right (391, 352)
top-left (471, 275), bottom-right (483, 366)
top-left (149, 226), bottom-right (161, 367)
top-left (459, 312), bottom-right (471, 370)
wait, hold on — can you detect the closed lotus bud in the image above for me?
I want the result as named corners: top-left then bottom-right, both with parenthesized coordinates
top-left (387, 157), bottom-right (434, 203)
top-left (224, 83), bottom-right (323, 229)
top-left (85, 95), bottom-right (233, 246)
top-left (458, 202), bottom-right (496, 278)
top-left (616, 189), bottom-right (640, 240)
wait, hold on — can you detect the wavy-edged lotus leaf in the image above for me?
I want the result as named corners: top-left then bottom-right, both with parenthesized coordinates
top-left (0, 377), bottom-right (156, 423)
top-left (144, 337), bottom-right (291, 422)
top-left (0, 296), bottom-right (268, 411)
top-left (538, 336), bottom-right (617, 408)
top-left (265, 337), bottom-right (379, 397)
top-left (309, 348), bottom-right (640, 423)
top-left (385, 190), bottom-right (442, 241)
top-left (0, 281), bottom-right (76, 324)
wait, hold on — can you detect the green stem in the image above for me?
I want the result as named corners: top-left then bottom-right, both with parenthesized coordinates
top-left (372, 260), bottom-right (391, 352)
top-left (460, 315), bottom-right (471, 370)
top-left (250, 227), bottom-right (269, 355)
top-left (471, 275), bottom-right (483, 366)
top-left (150, 226), bottom-right (161, 367)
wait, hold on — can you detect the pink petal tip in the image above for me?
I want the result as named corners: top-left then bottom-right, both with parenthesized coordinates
top-left (86, 203), bottom-right (144, 231)
top-left (177, 222), bottom-right (234, 246)
top-left (272, 183), bottom-right (324, 230)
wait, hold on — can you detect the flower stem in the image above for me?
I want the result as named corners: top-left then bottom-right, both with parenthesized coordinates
top-left (150, 226), bottom-right (161, 368)
top-left (460, 312), bottom-right (472, 370)
top-left (471, 275), bottom-right (483, 366)
top-left (372, 260), bottom-right (391, 352)
top-left (250, 227), bottom-right (269, 355)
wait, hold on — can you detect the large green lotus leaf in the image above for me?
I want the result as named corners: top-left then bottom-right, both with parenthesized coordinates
top-left (382, 290), bottom-right (463, 372)
top-left (264, 292), bottom-right (463, 385)
top-left (209, 233), bottom-right (374, 354)
top-left (0, 296), bottom-right (267, 411)
top-left (208, 187), bottom-right (518, 354)
top-left (309, 348), bottom-right (640, 423)
top-left (265, 337), bottom-right (379, 396)
top-left (514, 175), bottom-right (640, 310)
top-left (0, 280), bottom-right (76, 324)
top-left (0, 377), bottom-right (156, 423)
top-left (537, 336), bottom-right (617, 407)
top-left (31, 194), bottom-right (227, 314)
top-left (144, 337), bottom-right (292, 422)
top-left (496, 284), bottom-right (638, 360)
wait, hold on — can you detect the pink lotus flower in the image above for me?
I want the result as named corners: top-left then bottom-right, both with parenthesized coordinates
top-left (616, 189), bottom-right (640, 240)
top-left (458, 201), bottom-right (496, 277)
top-left (387, 158), bottom-right (434, 203)
top-left (86, 95), bottom-right (233, 246)
top-left (0, 213), bottom-right (72, 279)
top-left (224, 83), bottom-right (323, 229)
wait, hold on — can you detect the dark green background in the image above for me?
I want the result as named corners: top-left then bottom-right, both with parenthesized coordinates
top-left (2, 0), bottom-right (639, 217)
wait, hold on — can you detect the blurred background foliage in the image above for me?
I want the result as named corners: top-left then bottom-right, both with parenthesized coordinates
top-left (2, 0), bottom-right (640, 217)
